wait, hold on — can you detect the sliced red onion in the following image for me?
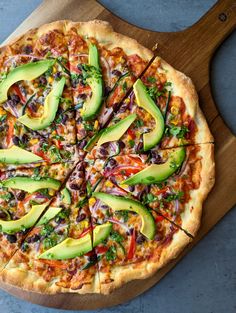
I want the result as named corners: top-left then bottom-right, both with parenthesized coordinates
top-left (104, 165), bottom-right (140, 178)
top-left (35, 194), bottom-right (50, 200)
top-left (4, 54), bottom-right (43, 66)
top-left (106, 187), bottom-right (127, 196)
top-left (110, 142), bottom-right (118, 154)
top-left (129, 91), bottom-right (134, 109)
top-left (54, 224), bottom-right (67, 233)
top-left (35, 241), bottom-right (41, 252)
top-left (70, 53), bottom-right (88, 59)
top-left (3, 101), bottom-right (19, 118)
top-left (91, 199), bottom-right (101, 212)
top-left (174, 199), bottom-right (180, 214)
top-left (107, 218), bottom-right (130, 232)
top-left (98, 107), bottom-right (113, 125)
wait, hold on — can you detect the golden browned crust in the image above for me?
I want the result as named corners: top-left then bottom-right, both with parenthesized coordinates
top-left (65, 20), bottom-right (153, 62)
top-left (155, 56), bottom-right (214, 144)
top-left (99, 229), bottom-right (191, 295)
top-left (181, 143), bottom-right (215, 236)
top-left (0, 262), bottom-right (101, 295)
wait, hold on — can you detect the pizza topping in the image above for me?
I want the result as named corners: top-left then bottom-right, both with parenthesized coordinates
top-left (0, 145), bottom-right (43, 164)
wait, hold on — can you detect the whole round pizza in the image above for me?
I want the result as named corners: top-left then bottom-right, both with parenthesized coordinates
top-left (0, 20), bottom-right (215, 295)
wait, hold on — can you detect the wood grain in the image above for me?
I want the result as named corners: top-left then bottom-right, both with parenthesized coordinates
top-left (0, 0), bottom-right (236, 309)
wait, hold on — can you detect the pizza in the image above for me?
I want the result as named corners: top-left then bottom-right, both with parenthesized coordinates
top-left (0, 20), bottom-right (214, 295)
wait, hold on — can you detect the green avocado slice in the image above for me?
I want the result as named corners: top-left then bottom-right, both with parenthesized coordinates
top-left (2, 177), bottom-right (61, 193)
top-left (133, 79), bottom-right (164, 151)
top-left (93, 222), bottom-right (112, 247)
top-left (81, 43), bottom-right (103, 121)
top-left (97, 113), bottom-right (137, 146)
top-left (36, 207), bottom-right (63, 226)
top-left (38, 223), bottom-right (112, 260)
top-left (0, 202), bottom-right (50, 234)
top-left (18, 77), bottom-right (65, 130)
top-left (123, 147), bottom-right (186, 185)
top-left (0, 60), bottom-right (55, 103)
top-left (60, 188), bottom-right (71, 205)
top-left (93, 192), bottom-right (156, 240)
top-left (0, 145), bottom-right (43, 164)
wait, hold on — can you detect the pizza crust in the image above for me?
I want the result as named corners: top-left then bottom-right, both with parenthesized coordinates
top-left (157, 57), bottom-right (214, 144)
top-left (181, 143), bottom-right (215, 236)
top-left (99, 229), bottom-right (191, 295)
top-left (0, 263), bottom-right (101, 294)
top-left (65, 20), bottom-right (153, 62)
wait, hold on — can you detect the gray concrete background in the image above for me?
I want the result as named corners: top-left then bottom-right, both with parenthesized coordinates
top-left (0, 1), bottom-right (235, 312)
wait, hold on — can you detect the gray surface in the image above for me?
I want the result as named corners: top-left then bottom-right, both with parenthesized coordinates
top-left (0, 1), bottom-right (235, 312)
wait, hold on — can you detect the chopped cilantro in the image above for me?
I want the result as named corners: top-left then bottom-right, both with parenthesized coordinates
top-left (40, 224), bottom-right (54, 236)
top-left (84, 123), bottom-right (94, 131)
top-left (165, 125), bottom-right (189, 139)
top-left (0, 193), bottom-right (12, 201)
top-left (115, 210), bottom-right (129, 222)
top-left (129, 139), bottom-right (135, 148)
top-left (165, 191), bottom-right (184, 202)
top-left (105, 245), bottom-right (117, 261)
top-left (48, 145), bottom-right (63, 162)
top-left (77, 198), bottom-right (88, 208)
top-left (122, 81), bottom-right (127, 92)
top-left (135, 119), bottom-right (144, 128)
top-left (0, 115), bottom-right (7, 123)
top-left (142, 193), bottom-right (157, 205)
top-left (147, 76), bottom-right (156, 83)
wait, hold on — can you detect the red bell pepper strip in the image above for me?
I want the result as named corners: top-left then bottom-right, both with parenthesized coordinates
top-left (127, 230), bottom-right (136, 260)
top-left (6, 118), bottom-right (14, 147)
top-left (12, 84), bottom-right (26, 103)
top-left (96, 246), bottom-right (108, 254)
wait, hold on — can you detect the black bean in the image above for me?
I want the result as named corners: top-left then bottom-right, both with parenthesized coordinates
top-left (30, 234), bottom-right (41, 243)
top-left (6, 99), bottom-right (16, 107)
top-left (119, 104), bottom-right (128, 113)
top-left (61, 114), bottom-right (68, 125)
top-left (0, 210), bottom-right (7, 219)
top-left (12, 136), bottom-right (20, 146)
top-left (76, 162), bottom-right (85, 171)
top-left (21, 134), bottom-right (29, 144)
top-left (110, 176), bottom-right (117, 184)
top-left (108, 158), bottom-right (117, 168)
top-left (0, 126), bottom-right (5, 132)
top-left (150, 151), bottom-right (163, 164)
top-left (113, 102), bottom-right (120, 111)
top-left (112, 69), bottom-right (122, 77)
top-left (135, 142), bottom-right (143, 153)
top-left (118, 140), bottom-right (125, 150)
top-left (79, 93), bottom-right (87, 100)
top-left (100, 146), bottom-right (108, 156)
top-left (29, 101), bottom-right (38, 113)
top-left (136, 233), bottom-right (146, 244)
top-left (104, 86), bottom-right (111, 97)
top-left (76, 213), bottom-right (86, 223)
top-left (76, 117), bottom-right (82, 124)
top-left (89, 254), bottom-right (98, 263)
top-left (23, 45), bottom-right (33, 54)
top-left (6, 234), bottom-right (17, 243)
top-left (54, 72), bottom-right (61, 80)
top-left (78, 139), bottom-right (87, 149)
top-left (128, 186), bottom-right (135, 192)
top-left (137, 191), bottom-right (144, 201)
top-left (16, 191), bottom-right (26, 201)
top-left (39, 76), bottom-right (47, 86)
top-left (69, 183), bottom-right (80, 190)
top-left (10, 94), bottom-right (20, 103)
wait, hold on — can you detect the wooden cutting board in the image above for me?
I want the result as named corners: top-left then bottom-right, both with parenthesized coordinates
top-left (1, 0), bottom-right (236, 309)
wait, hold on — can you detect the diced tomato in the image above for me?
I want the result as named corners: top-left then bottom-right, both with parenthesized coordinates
top-left (76, 85), bottom-right (91, 94)
top-left (105, 166), bottom-right (143, 178)
top-left (84, 251), bottom-right (94, 257)
top-left (96, 246), bottom-right (108, 254)
top-left (155, 215), bottom-right (164, 223)
top-left (33, 148), bottom-right (51, 163)
top-left (55, 139), bottom-right (62, 150)
top-left (127, 128), bottom-right (135, 140)
top-left (6, 118), bottom-right (14, 146)
top-left (12, 84), bottom-right (26, 103)
top-left (127, 230), bottom-right (136, 260)
top-left (38, 259), bottom-right (68, 269)
top-left (69, 63), bottom-right (81, 74)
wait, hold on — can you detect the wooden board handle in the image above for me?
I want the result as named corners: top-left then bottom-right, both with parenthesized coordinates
top-left (184, 0), bottom-right (236, 60)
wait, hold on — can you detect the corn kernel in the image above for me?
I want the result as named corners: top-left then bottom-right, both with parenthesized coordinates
top-left (124, 98), bottom-right (130, 104)
top-left (171, 119), bottom-right (179, 126)
top-left (105, 181), bottom-right (113, 188)
top-left (80, 220), bottom-right (88, 229)
top-left (52, 130), bottom-right (57, 136)
top-left (53, 67), bottom-right (57, 74)
top-left (170, 106), bottom-right (179, 115)
top-left (94, 120), bottom-right (99, 130)
top-left (89, 197), bottom-right (96, 206)
top-left (48, 189), bottom-right (54, 196)
top-left (48, 76), bottom-right (53, 84)
top-left (29, 138), bottom-right (39, 145)
top-left (119, 184), bottom-right (128, 190)
top-left (33, 83), bottom-right (38, 88)
top-left (127, 135), bottom-right (132, 141)
top-left (0, 107), bottom-right (5, 115)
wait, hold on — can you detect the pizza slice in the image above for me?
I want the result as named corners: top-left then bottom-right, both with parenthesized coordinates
top-left (0, 107), bottom-right (78, 170)
top-left (0, 21), bottom-right (77, 149)
top-left (85, 144), bottom-right (215, 237)
top-left (1, 162), bottom-right (100, 294)
top-left (85, 56), bottom-right (213, 159)
top-left (85, 178), bottom-right (191, 295)
top-left (0, 162), bottom-right (73, 270)
top-left (65, 20), bottom-right (153, 146)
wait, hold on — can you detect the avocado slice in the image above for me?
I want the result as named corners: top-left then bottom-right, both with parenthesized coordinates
top-left (0, 145), bottom-right (42, 164)
top-left (84, 130), bottom-right (105, 152)
top-left (60, 188), bottom-right (71, 205)
top-left (36, 207), bottom-right (63, 226)
top-left (133, 79), bottom-right (164, 151)
top-left (81, 43), bottom-right (103, 121)
top-left (0, 60), bottom-right (55, 103)
top-left (18, 77), bottom-right (65, 130)
top-left (2, 177), bottom-right (61, 193)
top-left (0, 202), bottom-right (49, 234)
top-left (93, 192), bottom-right (156, 240)
top-left (97, 114), bottom-right (137, 146)
top-left (123, 147), bottom-right (186, 185)
top-left (38, 223), bottom-right (112, 260)
top-left (93, 222), bottom-right (112, 246)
